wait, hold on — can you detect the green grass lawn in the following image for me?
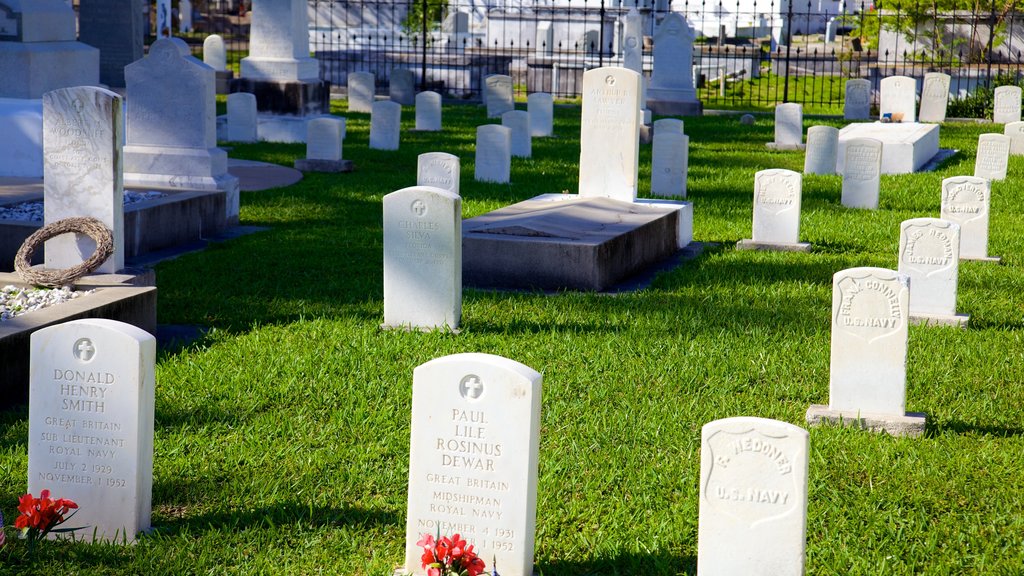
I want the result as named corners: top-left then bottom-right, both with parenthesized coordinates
top-left (2, 102), bottom-right (1024, 575)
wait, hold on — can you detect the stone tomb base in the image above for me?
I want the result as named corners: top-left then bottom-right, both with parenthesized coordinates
top-left (837, 123), bottom-right (940, 174)
top-left (910, 312), bottom-right (970, 328)
top-left (463, 194), bottom-right (693, 292)
top-left (766, 142), bottom-right (806, 151)
top-left (805, 405), bottom-right (926, 437)
top-left (229, 78), bottom-right (330, 117)
top-left (736, 239), bottom-right (813, 252)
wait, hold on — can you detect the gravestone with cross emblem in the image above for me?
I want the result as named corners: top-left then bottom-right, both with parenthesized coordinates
top-left (383, 186), bottom-right (462, 330)
top-left (27, 318), bottom-right (156, 542)
top-left (579, 67), bottom-right (642, 202)
top-left (404, 352), bottom-right (542, 576)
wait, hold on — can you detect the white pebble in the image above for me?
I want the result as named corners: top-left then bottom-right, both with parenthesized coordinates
top-left (0, 191), bottom-right (166, 222)
top-left (0, 285), bottom-right (94, 321)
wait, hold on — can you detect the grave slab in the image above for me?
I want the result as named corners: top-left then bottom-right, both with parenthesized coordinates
top-left (805, 406), bottom-right (926, 437)
top-left (837, 123), bottom-right (940, 174)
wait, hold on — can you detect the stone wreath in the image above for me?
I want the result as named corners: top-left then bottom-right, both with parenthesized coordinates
top-left (14, 217), bottom-right (114, 287)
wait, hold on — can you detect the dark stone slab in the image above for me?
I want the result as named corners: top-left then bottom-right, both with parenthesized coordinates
top-left (463, 196), bottom-right (679, 291)
top-left (230, 78), bottom-right (331, 116)
top-left (79, 0), bottom-right (144, 88)
top-left (294, 159), bottom-right (354, 173)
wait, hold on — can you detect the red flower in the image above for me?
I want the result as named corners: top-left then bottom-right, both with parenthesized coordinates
top-left (15, 490), bottom-right (78, 535)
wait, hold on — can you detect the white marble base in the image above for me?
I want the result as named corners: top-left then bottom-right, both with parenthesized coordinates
top-left (240, 56), bottom-right (319, 82)
top-left (124, 145), bottom-right (227, 180)
top-left (837, 123), bottom-right (940, 174)
top-left (736, 239), bottom-right (812, 252)
top-left (766, 142), bottom-right (806, 151)
top-left (529, 193), bottom-right (693, 248)
top-left (806, 404), bottom-right (926, 437)
top-left (910, 312), bottom-right (969, 328)
top-left (962, 255), bottom-right (1001, 263)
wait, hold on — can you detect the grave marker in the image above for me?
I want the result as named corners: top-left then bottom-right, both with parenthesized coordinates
top-left (769, 103), bottom-right (803, 150)
top-left (646, 12), bottom-right (702, 115)
top-left (974, 133), bottom-right (1010, 181)
top-left (941, 176), bottom-right (997, 261)
top-left (1003, 121), bottom-right (1024, 155)
top-left (737, 169), bottom-right (809, 251)
top-left (841, 138), bottom-right (882, 209)
top-left (992, 85), bottom-right (1022, 124)
top-left (844, 78), bottom-right (871, 120)
top-left (415, 91), bottom-right (442, 131)
top-left (390, 68), bottom-right (416, 106)
top-left (295, 117), bottom-right (351, 172)
top-left (880, 75), bottom-right (916, 122)
top-left (651, 118), bottom-right (688, 198)
top-left (898, 218), bottom-right (967, 326)
top-left (370, 100), bottom-right (401, 151)
top-left (578, 67), bottom-right (641, 202)
top-left (202, 34), bottom-right (227, 71)
top-left (417, 153), bottom-right (460, 195)
top-left (484, 75), bottom-right (514, 118)
top-left (502, 110), bottom-right (532, 158)
top-left (918, 72), bottom-right (950, 123)
top-left (227, 92), bottom-right (258, 142)
top-left (803, 126), bottom-right (838, 175)
top-left (475, 125), bottom-right (512, 184)
top-left (348, 71), bottom-right (375, 113)
top-left (527, 93), bottom-right (553, 137)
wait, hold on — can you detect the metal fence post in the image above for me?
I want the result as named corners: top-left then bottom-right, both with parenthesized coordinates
top-left (420, 0), bottom-right (428, 91)
top-left (783, 0), bottom-right (794, 102)
top-left (599, 0), bottom-right (606, 68)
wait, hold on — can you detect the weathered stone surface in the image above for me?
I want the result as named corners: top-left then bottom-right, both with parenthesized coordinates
top-left (578, 67), bottom-right (641, 202)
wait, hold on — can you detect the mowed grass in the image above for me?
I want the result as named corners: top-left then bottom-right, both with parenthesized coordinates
top-left (2, 102), bottom-right (1024, 575)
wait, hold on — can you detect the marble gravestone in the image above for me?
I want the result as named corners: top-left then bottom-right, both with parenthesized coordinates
top-left (348, 71), bottom-right (376, 113)
top-left (898, 218), bottom-right (967, 327)
top-left (974, 133), bottom-right (1010, 181)
top-left (77, 0), bottom-right (142, 89)
top-left (992, 85), bottom-right (1022, 124)
top-left (417, 152), bottom-right (460, 195)
top-left (382, 186), bottom-right (462, 331)
top-left (404, 353), bottom-right (542, 576)
top-left (879, 75), bottom-right (916, 122)
top-left (650, 118), bottom-right (688, 198)
top-left (475, 125), bottom-right (512, 184)
top-left (370, 100), bottom-right (401, 151)
top-left (844, 78), bottom-right (871, 120)
top-left (941, 176), bottom-right (998, 262)
top-left (294, 116), bottom-right (351, 173)
top-left (43, 86), bottom-right (124, 274)
top-left (768, 103), bottom-right (804, 150)
top-left (841, 138), bottom-right (883, 209)
top-left (806, 267), bottom-right (925, 437)
top-left (621, 7), bottom-right (651, 125)
top-left (415, 91), bottom-right (442, 131)
top-left (227, 92), bottom-right (258, 142)
top-left (203, 35), bottom-right (227, 70)
top-left (803, 126), bottom-right (838, 175)
top-left (27, 319), bottom-right (156, 542)
top-left (918, 72), bottom-right (950, 123)
top-left (737, 169), bottom-right (810, 252)
top-left (527, 92), bottom-right (553, 137)
top-left (390, 68), bottom-right (416, 106)
top-left (579, 67), bottom-right (642, 202)
top-left (646, 13), bottom-right (702, 115)
top-left (697, 417), bottom-right (809, 576)
top-left (1003, 121), bottom-right (1024, 155)
top-left (484, 74), bottom-right (514, 118)
top-left (502, 110), bottom-right (531, 158)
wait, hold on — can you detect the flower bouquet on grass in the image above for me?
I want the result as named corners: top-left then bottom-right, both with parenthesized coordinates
top-left (15, 490), bottom-right (80, 553)
top-left (417, 532), bottom-right (489, 576)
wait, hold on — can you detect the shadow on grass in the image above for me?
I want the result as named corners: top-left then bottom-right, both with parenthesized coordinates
top-left (537, 549), bottom-right (696, 576)
top-left (927, 419), bottom-right (1024, 438)
top-left (149, 499), bottom-right (399, 535)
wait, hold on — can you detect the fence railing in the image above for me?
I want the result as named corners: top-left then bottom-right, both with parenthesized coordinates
top-left (150, 0), bottom-right (1024, 114)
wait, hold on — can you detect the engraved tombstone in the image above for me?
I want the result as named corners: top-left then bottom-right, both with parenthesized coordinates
top-left (579, 67), bottom-right (642, 202)
top-left (770, 103), bottom-right (803, 149)
top-left (527, 92), bottom-right (553, 137)
top-left (415, 91), bottom-right (442, 131)
top-left (918, 72), bottom-right (950, 123)
top-left (697, 417), bottom-right (809, 576)
top-left (806, 267), bottom-right (925, 436)
top-left (475, 125), bottom-right (512, 184)
top-left (239, 0), bottom-right (319, 83)
top-left (404, 352), bottom-right (542, 576)
top-left (227, 92), bottom-right (258, 142)
top-left (646, 12), bottom-right (701, 115)
top-left (651, 118), bottom-right (688, 198)
top-left (27, 319), bottom-right (156, 542)
top-left (880, 75), bottom-right (916, 122)
top-left (1003, 121), bottom-right (1024, 155)
top-left (974, 133), bottom-right (1010, 181)
top-left (390, 68), bottom-right (416, 106)
top-left (295, 117), bottom-right (351, 172)
top-left (841, 138), bottom-right (882, 209)
top-left (992, 85), bottom-right (1022, 124)
top-left (941, 176), bottom-right (997, 261)
top-left (484, 74), bottom-right (514, 119)
top-left (622, 7), bottom-right (643, 74)
top-left (382, 186), bottom-right (461, 330)
top-left (417, 152), bottom-right (460, 195)
top-left (737, 169), bottom-right (809, 251)
top-left (803, 126), bottom-right (838, 175)
top-left (898, 218), bottom-right (966, 326)
top-left (203, 34), bottom-right (227, 71)
top-left (370, 100), bottom-right (401, 151)
top-left (43, 87), bottom-right (124, 274)
top-left (348, 71), bottom-right (376, 113)
top-left (844, 78), bottom-right (871, 121)
top-left (502, 110), bottom-right (531, 158)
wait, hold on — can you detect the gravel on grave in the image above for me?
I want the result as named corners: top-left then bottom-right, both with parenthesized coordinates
top-left (0, 191), bottom-right (166, 222)
top-left (0, 285), bottom-right (94, 321)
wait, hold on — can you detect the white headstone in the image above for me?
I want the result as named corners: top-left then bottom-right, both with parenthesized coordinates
top-left (484, 74), bottom-right (514, 118)
top-left (918, 72), bottom-right (950, 123)
top-left (306, 116), bottom-right (345, 161)
top-left (622, 8), bottom-right (643, 75)
top-left (1003, 121), bottom-right (1024, 155)
top-left (502, 110), bottom-right (531, 158)
top-left (348, 71), bottom-right (376, 113)
top-left (240, 0), bottom-right (319, 81)
top-left (829, 267), bottom-right (909, 415)
top-left (383, 186), bottom-right (462, 330)
top-left (992, 85), bottom-right (1022, 124)
top-left (417, 152), bottom-right (460, 195)
top-left (370, 100), bottom-right (401, 151)
top-left (841, 138), bottom-right (882, 209)
top-left (651, 118), bottom-right (688, 198)
top-left (202, 34), bottom-right (227, 71)
top-left (898, 218), bottom-right (961, 317)
top-left (415, 91), bottom-right (442, 131)
top-left (475, 124), bottom-right (512, 184)
top-left (751, 169), bottom-right (802, 244)
top-left (773, 103), bottom-right (803, 148)
top-left (227, 92), bottom-right (258, 142)
top-left (43, 86), bottom-right (124, 274)
top-left (844, 78), bottom-right (871, 121)
top-left (535, 21), bottom-right (553, 55)
top-left (940, 176), bottom-right (993, 260)
top-left (578, 67), bottom-right (641, 202)
top-left (974, 133), bottom-right (1010, 181)
top-left (880, 75), bottom-right (916, 122)
top-left (527, 92), bottom-right (553, 137)
top-left (697, 417), bottom-right (809, 576)
top-left (647, 13), bottom-right (698, 102)
top-left (390, 68), bottom-right (416, 106)
top-left (803, 126), bottom-right (838, 175)
top-left (404, 353), bottom-right (542, 576)
top-left (27, 319), bottom-right (155, 542)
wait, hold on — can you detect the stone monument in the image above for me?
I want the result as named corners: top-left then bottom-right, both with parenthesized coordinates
top-left (78, 0), bottom-right (144, 89)
top-left (646, 13), bottom-right (702, 115)
top-left (736, 169), bottom-right (810, 252)
top-left (940, 176), bottom-right (998, 262)
top-left (897, 218), bottom-right (967, 327)
top-left (918, 72), bottom-right (950, 123)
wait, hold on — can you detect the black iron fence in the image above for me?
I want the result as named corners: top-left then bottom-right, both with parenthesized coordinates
top-left (150, 0), bottom-right (1024, 114)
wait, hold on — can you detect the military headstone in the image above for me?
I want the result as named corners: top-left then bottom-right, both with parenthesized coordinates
top-left (295, 116), bottom-right (352, 172)
top-left (348, 71), bottom-right (376, 113)
top-left (737, 169), bottom-right (809, 251)
top-left (803, 126), bottom-right (838, 175)
top-left (880, 75), bottom-right (916, 122)
top-left (417, 152), bottom-right (460, 195)
top-left (227, 92), bottom-right (258, 142)
top-left (770, 103), bottom-right (803, 149)
top-left (415, 91), bottom-right (442, 132)
top-left (527, 92), bottom-right (553, 137)
top-left (475, 125), bottom-right (512, 184)
top-left (992, 85), bottom-right (1022, 124)
top-left (203, 34), bottom-right (227, 71)
top-left (651, 118), bottom-right (688, 198)
top-left (841, 138), bottom-right (882, 209)
top-left (974, 133), bottom-right (1010, 181)
top-left (390, 68), bottom-right (416, 106)
top-left (484, 74), bottom-right (514, 119)
top-left (897, 218), bottom-right (966, 326)
top-left (502, 110), bottom-right (531, 158)
top-left (941, 176), bottom-right (997, 261)
top-left (918, 72), bottom-right (950, 123)
top-left (370, 100), bottom-right (401, 151)
top-left (844, 78), bottom-right (871, 121)
top-left (578, 67), bottom-right (642, 202)
top-left (1003, 121), bottom-right (1024, 155)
